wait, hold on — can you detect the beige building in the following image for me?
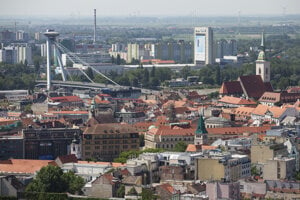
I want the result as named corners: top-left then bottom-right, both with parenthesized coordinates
top-left (195, 154), bottom-right (251, 182)
top-left (263, 157), bottom-right (296, 180)
top-left (127, 43), bottom-right (140, 63)
top-left (251, 143), bottom-right (288, 165)
top-left (82, 123), bottom-right (139, 161)
top-left (144, 126), bottom-right (194, 150)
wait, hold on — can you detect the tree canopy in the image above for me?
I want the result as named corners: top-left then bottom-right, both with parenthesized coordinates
top-left (26, 165), bottom-right (84, 195)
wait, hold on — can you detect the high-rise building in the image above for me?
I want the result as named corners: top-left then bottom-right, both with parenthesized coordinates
top-left (256, 32), bottom-right (270, 82)
top-left (216, 39), bottom-right (237, 59)
top-left (151, 41), bottom-right (193, 63)
top-left (127, 43), bottom-right (140, 63)
top-left (15, 30), bottom-right (29, 41)
top-left (16, 44), bottom-right (32, 65)
top-left (194, 27), bottom-right (213, 65)
top-left (0, 30), bottom-right (15, 42)
top-left (0, 46), bottom-right (18, 64)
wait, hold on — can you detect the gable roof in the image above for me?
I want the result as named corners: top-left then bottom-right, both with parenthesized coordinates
top-left (238, 75), bottom-right (270, 99)
top-left (219, 96), bottom-right (257, 105)
top-left (252, 104), bottom-right (287, 118)
top-left (157, 183), bottom-right (179, 195)
top-left (219, 81), bottom-right (243, 95)
top-left (259, 92), bottom-right (281, 103)
top-left (55, 154), bottom-right (78, 164)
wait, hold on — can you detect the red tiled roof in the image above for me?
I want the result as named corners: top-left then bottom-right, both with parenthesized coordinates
top-left (95, 99), bottom-right (111, 104)
top-left (259, 92), bottom-right (281, 103)
top-left (78, 161), bottom-right (125, 168)
top-left (219, 81), bottom-right (243, 95)
top-left (287, 86), bottom-right (300, 93)
top-left (207, 126), bottom-right (271, 135)
top-left (264, 82), bottom-right (273, 92)
top-left (56, 154), bottom-right (78, 164)
top-left (0, 159), bottom-right (54, 174)
top-left (50, 111), bottom-right (88, 115)
top-left (186, 144), bottom-right (197, 152)
top-left (158, 183), bottom-right (179, 194)
top-left (219, 96), bottom-right (257, 105)
top-left (50, 96), bottom-right (82, 103)
top-left (84, 123), bottom-right (138, 135)
top-left (238, 75), bottom-right (271, 99)
top-left (252, 104), bottom-right (287, 118)
top-left (148, 127), bottom-right (194, 136)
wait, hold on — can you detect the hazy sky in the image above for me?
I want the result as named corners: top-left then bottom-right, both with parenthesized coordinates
top-left (0, 0), bottom-right (299, 17)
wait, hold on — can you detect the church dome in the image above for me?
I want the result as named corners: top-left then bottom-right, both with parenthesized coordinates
top-left (148, 125), bottom-right (157, 130)
top-left (257, 50), bottom-right (265, 60)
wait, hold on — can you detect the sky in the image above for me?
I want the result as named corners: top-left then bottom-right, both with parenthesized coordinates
top-left (0, 0), bottom-right (299, 17)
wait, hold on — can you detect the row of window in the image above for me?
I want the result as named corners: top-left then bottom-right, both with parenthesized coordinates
top-left (161, 137), bottom-right (193, 142)
top-left (85, 144), bottom-right (138, 151)
top-left (84, 139), bottom-right (137, 145)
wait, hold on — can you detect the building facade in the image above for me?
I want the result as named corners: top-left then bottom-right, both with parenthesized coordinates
top-left (195, 154), bottom-right (251, 182)
top-left (194, 27), bottom-right (213, 65)
top-left (82, 123), bottom-right (139, 161)
top-left (23, 127), bottom-right (81, 160)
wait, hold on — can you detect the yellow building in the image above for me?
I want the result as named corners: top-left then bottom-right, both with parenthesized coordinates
top-left (195, 154), bottom-right (250, 182)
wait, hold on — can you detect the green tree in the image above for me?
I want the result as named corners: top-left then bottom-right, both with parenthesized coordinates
top-left (141, 188), bottom-right (157, 200)
top-left (251, 165), bottom-right (260, 176)
top-left (173, 141), bottom-right (187, 152)
top-left (116, 184), bottom-right (125, 198)
top-left (295, 171), bottom-right (300, 181)
top-left (62, 171), bottom-right (85, 194)
top-left (180, 66), bottom-right (191, 79)
top-left (116, 54), bottom-right (121, 65)
top-left (26, 165), bottom-right (84, 195)
top-left (26, 165), bottom-right (68, 193)
top-left (86, 67), bottom-right (95, 80)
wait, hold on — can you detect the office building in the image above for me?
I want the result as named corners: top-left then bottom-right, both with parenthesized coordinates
top-left (82, 123), bottom-right (139, 161)
top-left (23, 127), bottom-right (81, 160)
top-left (194, 27), bottom-right (213, 65)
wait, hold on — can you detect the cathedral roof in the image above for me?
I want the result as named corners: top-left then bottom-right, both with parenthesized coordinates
top-left (195, 115), bottom-right (207, 135)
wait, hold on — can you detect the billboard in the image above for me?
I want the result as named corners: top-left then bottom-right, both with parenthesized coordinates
top-left (195, 35), bottom-right (205, 62)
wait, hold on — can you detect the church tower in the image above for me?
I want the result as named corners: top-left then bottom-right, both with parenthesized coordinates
top-left (256, 32), bottom-right (271, 82)
top-left (89, 97), bottom-right (96, 119)
top-left (194, 115), bottom-right (208, 145)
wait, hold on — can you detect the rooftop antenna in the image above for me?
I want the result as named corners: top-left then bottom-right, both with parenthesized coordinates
top-left (93, 9), bottom-right (96, 44)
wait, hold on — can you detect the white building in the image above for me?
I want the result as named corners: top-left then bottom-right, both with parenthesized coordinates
top-left (16, 45), bottom-right (32, 65)
top-left (194, 27), bottom-right (213, 65)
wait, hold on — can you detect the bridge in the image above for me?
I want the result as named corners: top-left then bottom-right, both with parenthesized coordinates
top-left (35, 80), bottom-right (157, 95)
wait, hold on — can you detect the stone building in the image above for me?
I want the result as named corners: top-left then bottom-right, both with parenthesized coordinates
top-left (82, 123), bottom-right (139, 161)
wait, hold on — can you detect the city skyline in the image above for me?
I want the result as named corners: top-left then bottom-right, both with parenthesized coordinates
top-left (0, 0), bottom-right (299, 17)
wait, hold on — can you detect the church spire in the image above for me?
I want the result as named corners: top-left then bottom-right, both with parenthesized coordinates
top-left (195, 115), bottom-right (208, 135)
top-left (260, 32), bottom-right (265, 52)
